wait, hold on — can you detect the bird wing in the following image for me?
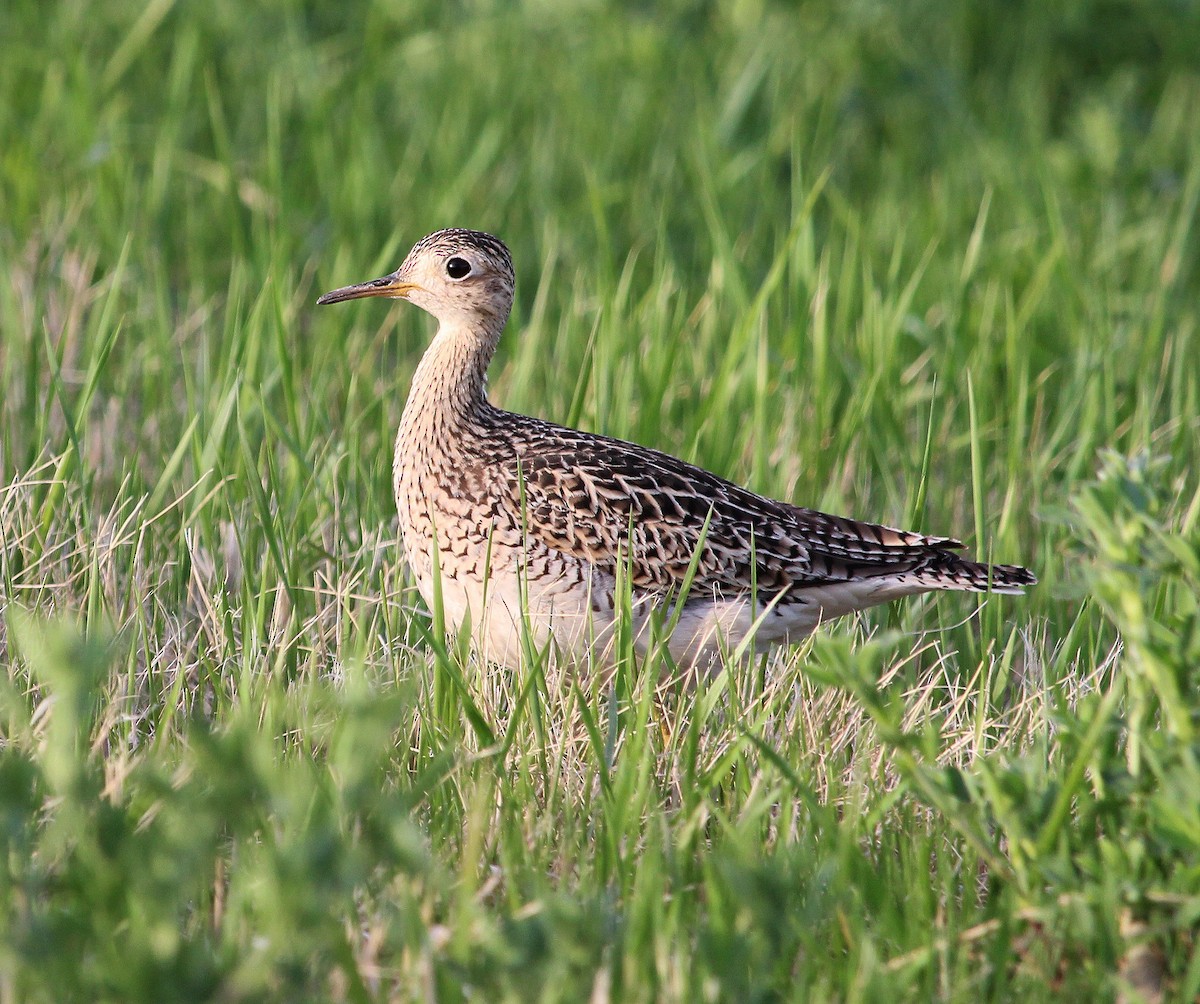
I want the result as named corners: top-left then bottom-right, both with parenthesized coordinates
top-left (510, 429), bottom-right (962, 597)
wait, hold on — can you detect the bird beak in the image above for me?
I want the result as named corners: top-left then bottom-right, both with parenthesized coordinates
top-left (316, 274), bottom-right (420, 305)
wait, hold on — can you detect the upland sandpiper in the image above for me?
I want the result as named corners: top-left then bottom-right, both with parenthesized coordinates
top-left (318, 229), bottom-right (1035, 671)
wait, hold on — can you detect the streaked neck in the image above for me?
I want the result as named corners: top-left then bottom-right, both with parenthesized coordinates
top-left (398, 318), bottom-right (502, 444)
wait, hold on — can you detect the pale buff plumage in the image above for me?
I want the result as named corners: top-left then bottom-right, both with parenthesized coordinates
top-left (318, 229), bottom-right (1035, 671)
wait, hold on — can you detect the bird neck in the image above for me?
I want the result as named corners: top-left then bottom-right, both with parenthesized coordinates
top-left (398, 317), bottom-right (502, 447)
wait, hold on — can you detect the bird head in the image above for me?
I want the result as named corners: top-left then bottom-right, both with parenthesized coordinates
top-left (317, 228), bottom-right (515, 333)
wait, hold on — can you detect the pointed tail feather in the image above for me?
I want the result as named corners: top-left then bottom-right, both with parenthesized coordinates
top-left (915, 553), bottom-right (1037, 595)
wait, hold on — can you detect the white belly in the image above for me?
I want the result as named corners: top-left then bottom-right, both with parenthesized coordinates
top-left (409, 544), bottom-right (619, 669)
top-left (402, 516), bottom-right (931, 674)
top-left (410, 549), bottom-right (829, 675)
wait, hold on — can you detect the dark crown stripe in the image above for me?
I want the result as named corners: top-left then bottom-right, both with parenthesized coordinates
top-left (409, 228), bottom-right (513, 277)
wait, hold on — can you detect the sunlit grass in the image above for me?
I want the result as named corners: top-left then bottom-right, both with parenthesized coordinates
top-left (2, 0), bottom-right (1199, 1000)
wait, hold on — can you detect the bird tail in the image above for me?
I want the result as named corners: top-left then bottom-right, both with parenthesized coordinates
top-left (914, 554), bottom-right (1037, 595)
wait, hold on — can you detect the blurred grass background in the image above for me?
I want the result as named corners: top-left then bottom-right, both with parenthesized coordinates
top-left (1, 0), bottom-right (1199, 1000)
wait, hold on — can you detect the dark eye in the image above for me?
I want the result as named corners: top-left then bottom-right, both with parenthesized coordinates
top-left (445, 257), bottom-right (471, 279)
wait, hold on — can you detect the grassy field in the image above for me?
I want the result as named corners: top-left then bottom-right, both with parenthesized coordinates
top-left (2, 0), bottom-right (1200, 1000)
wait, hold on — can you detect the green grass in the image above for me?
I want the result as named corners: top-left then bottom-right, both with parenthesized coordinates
top-left (2, 0), bottom-right (1200, 999)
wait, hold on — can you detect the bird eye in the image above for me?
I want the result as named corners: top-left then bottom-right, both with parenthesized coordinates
top-left (445, 257), bottom-right (472, 279)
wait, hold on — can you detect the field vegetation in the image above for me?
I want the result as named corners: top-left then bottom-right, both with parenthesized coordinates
top-left (2, 1), bottom-right (1199, 999)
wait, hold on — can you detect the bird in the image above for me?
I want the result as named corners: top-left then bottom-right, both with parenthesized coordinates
top-left (317, 228), bottom-right (1035, 674)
